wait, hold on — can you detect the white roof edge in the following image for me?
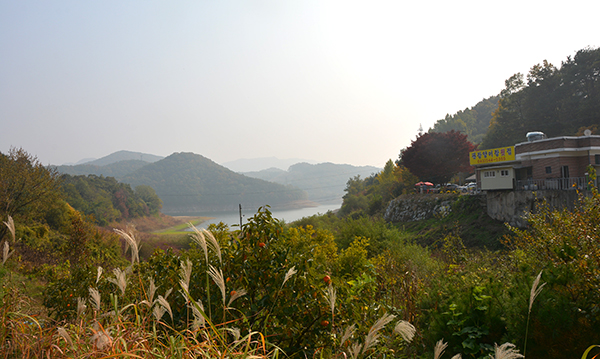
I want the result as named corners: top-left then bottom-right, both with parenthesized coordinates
top-left (515, 135), bottom-right (600, 146)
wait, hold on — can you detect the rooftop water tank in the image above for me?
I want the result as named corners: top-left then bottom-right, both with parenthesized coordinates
top-left (526, 131), bottom-right (547, 142)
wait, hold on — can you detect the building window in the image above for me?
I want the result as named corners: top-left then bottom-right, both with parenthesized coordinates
top-left (500, 170), bottom-right (509, 177)
top-left (545, 166), bottom-right (552, 174)
top-left (484, 171), bottom-right (496, 178)
top-left (596, 154), bottom-right (600, 165)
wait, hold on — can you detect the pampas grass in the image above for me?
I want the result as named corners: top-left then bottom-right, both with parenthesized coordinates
top-left (107, 267), bottom-right (128, 296)
top-left (433, 339), bottom-right (448, 359)
top-left (525, 270), bottom-right (546, 356)
top-left (493, 342), bottom-right (524, 359)
top-left (394, 320), bottom-right (416, 343)
top-left (208, 264), bottom-right (226, 308)
top-left (363, 313), bottom-right (396, 353)
top-left (179, 259), bottom-right (193, 296)
top-left (1, 241), bottom-right (12, 265)
top-left (89, 287), bottom-right (101, 312)
top-left (2, 215), bottom-right (16, 265)
top-left (282, 266), bottom-right (297, 287)
top-left (114, 227), bottom-right (141, 264)
top-left (227, 288), bottom-right (247, 307)
top-left (3, 216), bottom-right (15, 242)
top-left (340, 324), bottom-right (356, 347)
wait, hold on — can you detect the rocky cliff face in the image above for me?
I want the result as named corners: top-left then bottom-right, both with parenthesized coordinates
top-left (384, 193), bottom-right (460, 223)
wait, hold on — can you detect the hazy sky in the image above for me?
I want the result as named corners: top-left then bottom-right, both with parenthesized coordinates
top-left (1, 1), bottom-right (598, 167)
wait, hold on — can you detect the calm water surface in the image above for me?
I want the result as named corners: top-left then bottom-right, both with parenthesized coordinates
top-left (192, 203), bottom-right (341, 229)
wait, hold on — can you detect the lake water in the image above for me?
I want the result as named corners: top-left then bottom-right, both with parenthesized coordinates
top-left (193, 203), bottom-right (341, 229)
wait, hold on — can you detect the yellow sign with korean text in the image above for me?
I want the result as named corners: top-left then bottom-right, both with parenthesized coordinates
top-left (469, 146), bottom-right (515, 165)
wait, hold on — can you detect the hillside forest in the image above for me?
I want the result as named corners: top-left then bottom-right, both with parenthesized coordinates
top-left (1, 46), bottom-right (599, 359)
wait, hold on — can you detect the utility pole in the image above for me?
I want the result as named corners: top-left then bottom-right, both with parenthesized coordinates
top-left (239, 204), bottom-right (243, 233)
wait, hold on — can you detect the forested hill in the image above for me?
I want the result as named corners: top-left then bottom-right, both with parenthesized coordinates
top-left (81, 150), bottom-right (164, 166)
top-left (53, 159), bottom-right (149, 178)
top-left (428, 47), bottom-right (600, 148)
top-left (53, 150), bottom-right (164, 177)
top-left (120, 152), bottom-right (309, 213)
top-left (481, 47), bottom-right (600, 149)
top-left (243, 162), bottom-right (380, 204)
top-left (430, 95), bottom-right (499, 144)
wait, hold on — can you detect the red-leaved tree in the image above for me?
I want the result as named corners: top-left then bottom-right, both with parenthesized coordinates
top-left (397, 130), bottom-right (476, 184)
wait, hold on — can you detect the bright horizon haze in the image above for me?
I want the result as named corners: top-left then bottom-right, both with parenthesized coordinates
top-left (1, 1), bottom-right (598, 167)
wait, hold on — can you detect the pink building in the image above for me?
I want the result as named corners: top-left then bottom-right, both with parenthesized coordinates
top-left (476, 132), bottom-right (600, 191)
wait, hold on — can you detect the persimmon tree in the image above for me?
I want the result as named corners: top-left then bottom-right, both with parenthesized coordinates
top-left (397, 130), bottom-right (476, 184)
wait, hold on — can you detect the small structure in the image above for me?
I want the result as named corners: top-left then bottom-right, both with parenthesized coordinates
top-left (471, 131), bottom-right (600, 191)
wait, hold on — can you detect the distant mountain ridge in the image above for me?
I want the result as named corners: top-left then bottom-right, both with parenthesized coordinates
top-left (120, 152), bottom-right (309, 213)
top-left (222, 157), bottom-right (318, 172)
top-left (53, 160), bottom-right (151, 178)
top-left (84, 150), bottom-right (164, 166)
top-left (53, 150), bottom-right (380, 212)
top-left (243, 162), bottom-right (380, 204)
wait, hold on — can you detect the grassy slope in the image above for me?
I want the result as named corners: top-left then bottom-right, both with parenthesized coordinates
top-left (110, 214), bottom-right (212, 260)
top-left (396, 195), bottom-right (510, 250)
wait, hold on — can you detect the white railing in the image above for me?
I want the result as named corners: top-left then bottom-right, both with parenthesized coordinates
top-left (515, 177), bottom-right (596, 191)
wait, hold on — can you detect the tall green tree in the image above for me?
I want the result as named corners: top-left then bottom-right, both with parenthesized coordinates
top-left (135, 185), bottom-right (162, 215)
top-left (431, 95), bottom-right (500, 144)
top-left (0, 147), bottom-right (61, 239)
top-left (482, 47), bottom-right (600, 149)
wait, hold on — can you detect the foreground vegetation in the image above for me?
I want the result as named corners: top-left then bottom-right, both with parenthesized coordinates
top-left (1, 148), bottom-right (599, 358)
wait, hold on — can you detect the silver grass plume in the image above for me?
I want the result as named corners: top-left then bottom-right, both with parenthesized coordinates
top-left (179, 259), bottom-right (193, 297)
top-left (493, 343), bottom-right (524, 359)
top-left (164, 287), bottom-right (173, 299)
top-left (363, 313), bottom-right (396, 353)
top-left (77, 297), bottom-right (87, 318)
top-left (340, 324), bottom-right (356, 346)
top-left (3, 216), bottom-right (15, 242)
top-left (525, 270), bottom-right (546, 356)
top-left (157, 295), bottom-right (173, 321)
top-left (529, 270), bottom-right (546, 312)
top-left (107, 267), bottom-right (128, 296)
top-left (208, 264), bottom-right (226, 307)
top-left (96, 266), bottom-right (103, 284)
top-left (2, 241), bottom-right (13, 265)
top-left (434, 339), bottom-right (448, 359)
top-left (190, 299), bottom-right (206, 330)
top-left (226, 327), bottom-right (241, 342)
top-left (282, 266), bottom-right (297, 287)
top-left (114, 228), bottom-right (140, 264)
top-left (349, 343), bottom-right (363, 359)
top-left (325, 284), bottom-right (336, 317)
top-left (91, 322), bottom-right (112, 350)
top-left (227, 288), bottom-right (247, 307)
top-left (147, 277), bottom-right (157, 304)
top-left (57, 327), bottom-right (73, 347)
top-left (394, 320), bottom-right (416, 343)
top-left (89, 287), bottom-right (101, 311)
top-left (189, 224), bottom-right (209, 263)
top-left (2, 216), bottom-right (16, 265)
top-left (204, 229), bottom-right (222, 265)
top-left (153, 304), bottom-right (167, 322)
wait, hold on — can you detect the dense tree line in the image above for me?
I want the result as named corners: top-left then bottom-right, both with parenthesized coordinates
top-left (339, 160), bottom-right (418, 217)
top-left (481, 47), bottom-right (600, 149)
top-left (60, 174), bottom-right (162, 225)
top-left (0, 148), bottom-right (62, 240)
top-left (0, 147), bottom-right (124, 273)
top-left (430, 95), bottom-right (500, 144)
